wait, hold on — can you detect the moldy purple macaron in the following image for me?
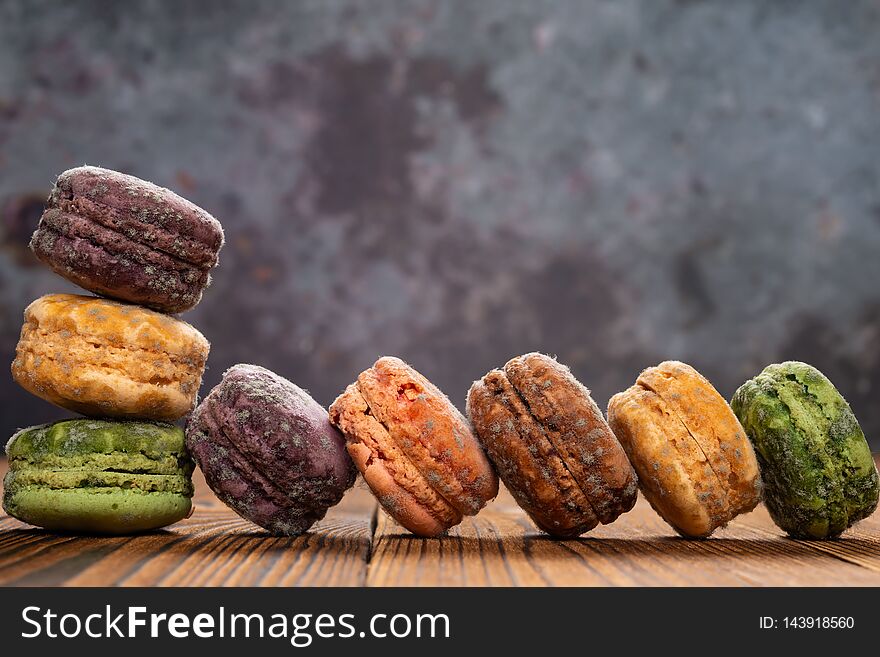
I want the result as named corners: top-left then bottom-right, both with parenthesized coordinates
top-left (186, 364), bottom-right (356, 536)
top-left (30, 166), bottom-right (224, 314)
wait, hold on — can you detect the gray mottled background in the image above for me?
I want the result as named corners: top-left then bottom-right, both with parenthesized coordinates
top-left (1, 0), bottom-right (879, 447)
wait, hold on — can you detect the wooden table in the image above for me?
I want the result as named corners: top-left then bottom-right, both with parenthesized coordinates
top-left (2, 457), bottom-right (880, 586)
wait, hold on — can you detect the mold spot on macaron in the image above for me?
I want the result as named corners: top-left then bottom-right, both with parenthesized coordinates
top-left (378, 492), bottom-right (405, 515)
top-left (425, 470), bottom-right (443, 486)
top-left (452, 427), bottom-right (466, 450)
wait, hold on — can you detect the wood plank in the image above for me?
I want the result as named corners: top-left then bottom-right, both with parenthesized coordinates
top-left (366, 484), bottom-right (880, 587)
top-left (3, 457), bottom-right (880, 587)
top-left (736, 500), bottom-right (880, 575)
top-left (0, 463), bottom-right (376, 587)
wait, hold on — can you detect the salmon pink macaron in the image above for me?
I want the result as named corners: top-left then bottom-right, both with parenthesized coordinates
top-left (329, 356), bottom-right (498, 537)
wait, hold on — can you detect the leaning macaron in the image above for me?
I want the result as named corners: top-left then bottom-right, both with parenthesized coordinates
top-left (11, 293), bottom-right (209, 421)
top-left (608, 361), bottom-right (761, 538)
top-left (732, 361), bottom-right (879, 539)
top-left (329, 356), bottom-right (498, 537)
top-left (468, 353), bottom-right (637, 537)
top-left (3, 419), bottom-right (194, 534)
top-left (30, 166), bottom-right (224, 314)
top-left (186, 364), bottom-right (356, 536)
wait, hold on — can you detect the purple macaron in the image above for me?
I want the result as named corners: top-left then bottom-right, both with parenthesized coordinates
top-left (186, 364), bottom-right (356, 535)
top-left (30, 166), bottom-right (224, 314)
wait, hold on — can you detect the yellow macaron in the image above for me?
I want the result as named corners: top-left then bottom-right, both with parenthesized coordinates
top-left (12, 293), bottom-right (209, 421)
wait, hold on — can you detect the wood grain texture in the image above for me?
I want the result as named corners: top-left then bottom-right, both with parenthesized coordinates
top-left (2, 458), bottom-right (880, 586)
top-left (0, 467), bottom-right (375, 587)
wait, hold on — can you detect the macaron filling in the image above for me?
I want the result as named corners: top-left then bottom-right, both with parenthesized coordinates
top-left (6, 451), bottom-right (184, 474)
top-left (4, 468), bottom-right (193, 495)
top-left (17, 324), bottom-right (196, 390)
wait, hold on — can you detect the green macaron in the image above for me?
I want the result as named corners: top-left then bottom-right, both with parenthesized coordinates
top-left (3, 418), bottom-right (194, 534)
top-left (731, 361), bottom-right (879, 539)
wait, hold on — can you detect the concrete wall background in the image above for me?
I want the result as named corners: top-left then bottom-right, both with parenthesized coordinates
top-left (1, 1), bottom-right (879, 446)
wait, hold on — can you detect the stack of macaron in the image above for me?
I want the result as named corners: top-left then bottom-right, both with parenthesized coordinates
top-left (3, 166), bottom-right (223, 533)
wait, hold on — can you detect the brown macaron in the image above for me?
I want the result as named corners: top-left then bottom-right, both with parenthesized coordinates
top-left (467, 353), bottom-right (638, 537)
top-left (607, 361), bottom-right (761, 538)
top-left (329, 356), bottom-right (498, 537)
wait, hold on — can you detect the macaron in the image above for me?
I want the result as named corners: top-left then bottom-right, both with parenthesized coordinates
top-left (467, 353), bottom-right (637, 537)
top-left (3, 418), bottom-right (194, 534)
top-left (329, 356), bottom-right (498, 537)
top-left (732, 361), bottom-right (879, 539)
top-left (12, 293), bottom-right (209, 421)
top-left (607, 361), bottom-right (762, 538)
top-left (186, 364), bottom-right (357, 536)
top-left (30, 166), bottom-right (224, 314)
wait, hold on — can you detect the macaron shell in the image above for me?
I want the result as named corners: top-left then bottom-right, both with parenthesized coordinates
top-left (636, 361), bottom-right (761, 516)
top-left (354, 357), bottom-right (498, 516)
top-left (503, 353), bottom-right (637, 524)
top-left (331, 383), bottom-right (460, 537)
top-left (6, 417), bottom-right (189, 461)
top-left (467, 369), bottom-right (598, 537)
top-left (11, 294), bottom-right (209, 420)
top-left (4, 488), bottom-right (192, 534)
top-left (608, 385), bottom-right (724, 537)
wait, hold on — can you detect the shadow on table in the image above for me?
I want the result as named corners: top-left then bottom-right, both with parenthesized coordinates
top-left (0, 526), bottom-right (173, 540)
top-left (377, 531), bottom-right (880, 560)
